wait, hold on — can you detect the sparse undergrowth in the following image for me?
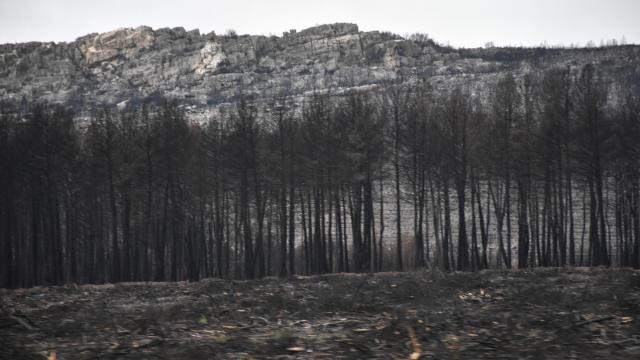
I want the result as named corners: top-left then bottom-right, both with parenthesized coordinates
top-left (1, 268), bottom-right (639, 359)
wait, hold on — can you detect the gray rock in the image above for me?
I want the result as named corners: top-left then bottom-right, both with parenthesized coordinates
top-left (0, 22), bottom-right (639, 123)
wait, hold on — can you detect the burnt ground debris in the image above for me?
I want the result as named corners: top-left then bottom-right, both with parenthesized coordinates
top-left (1, 268), bottom-right (639, 359)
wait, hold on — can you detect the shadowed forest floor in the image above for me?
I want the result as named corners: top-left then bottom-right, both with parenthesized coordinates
top-left (1, 268), bottom-right (639, 359)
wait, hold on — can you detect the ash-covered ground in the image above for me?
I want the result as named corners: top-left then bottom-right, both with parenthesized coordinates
top-left (1, 268), bottom-right (639, 359)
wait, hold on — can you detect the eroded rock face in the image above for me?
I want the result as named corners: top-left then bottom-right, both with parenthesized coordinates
top-left (0, 22), bottom-right (638, 121)
top-left (78, 26), bottom-right (156, 66)
top-left (194, 41), bottom-right (227, 75)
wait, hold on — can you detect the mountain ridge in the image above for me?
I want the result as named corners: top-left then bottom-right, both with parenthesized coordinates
top-left (1, 22), bottom-right (639, 121)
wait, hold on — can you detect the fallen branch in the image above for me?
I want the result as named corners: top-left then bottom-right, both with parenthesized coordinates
top-left (407, 326), bottom-right (422, 360)
top-left (563, 315), bottom-right (615, 330)
top-left (0, 302), bottom-right (36, 331)
top-left (8, 314), bottom-right (36, 331)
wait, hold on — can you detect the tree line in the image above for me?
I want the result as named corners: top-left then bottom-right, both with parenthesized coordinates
top-left (1, 63), bottom-right (639, 288)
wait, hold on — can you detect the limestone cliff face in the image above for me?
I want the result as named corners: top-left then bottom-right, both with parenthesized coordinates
top-left (1, 23), bottom-right (639, 120)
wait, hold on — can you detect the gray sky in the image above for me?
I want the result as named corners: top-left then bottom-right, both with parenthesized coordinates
top-left (0, 0), bottom-right (638, 47)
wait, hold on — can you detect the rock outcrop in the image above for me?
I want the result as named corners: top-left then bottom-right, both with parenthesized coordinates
top-left (0, 23), bottom-right (639, 121)
top-left (77, 26), bottom-right (156, 66)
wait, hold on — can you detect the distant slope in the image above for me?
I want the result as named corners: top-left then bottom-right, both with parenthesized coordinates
top-left (1, 23), bottom-right (639, 120)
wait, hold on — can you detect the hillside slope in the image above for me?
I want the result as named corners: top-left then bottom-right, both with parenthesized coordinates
top-left (1, 23), bottom-right (639, 120)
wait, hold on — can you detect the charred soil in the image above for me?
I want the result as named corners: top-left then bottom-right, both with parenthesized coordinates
top-left (1, 268), bottom-right (639, 359)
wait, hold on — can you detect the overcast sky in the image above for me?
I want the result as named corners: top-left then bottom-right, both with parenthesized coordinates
top-left (0, 0), bottom-right (638, 47)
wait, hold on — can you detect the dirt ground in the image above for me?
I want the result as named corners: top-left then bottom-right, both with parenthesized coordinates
top-left (1, 268), bottom-right (639, 359)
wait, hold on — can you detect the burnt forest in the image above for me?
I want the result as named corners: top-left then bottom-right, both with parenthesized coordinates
top-left (1, 20), bottom-right (639, 359)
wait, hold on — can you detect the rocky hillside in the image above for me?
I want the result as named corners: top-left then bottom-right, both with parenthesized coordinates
top-left (1, 23), bottom-right (639, 120)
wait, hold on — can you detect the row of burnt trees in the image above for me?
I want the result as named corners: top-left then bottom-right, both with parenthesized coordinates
top-left (1, 63), bottom-right (639, 287)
